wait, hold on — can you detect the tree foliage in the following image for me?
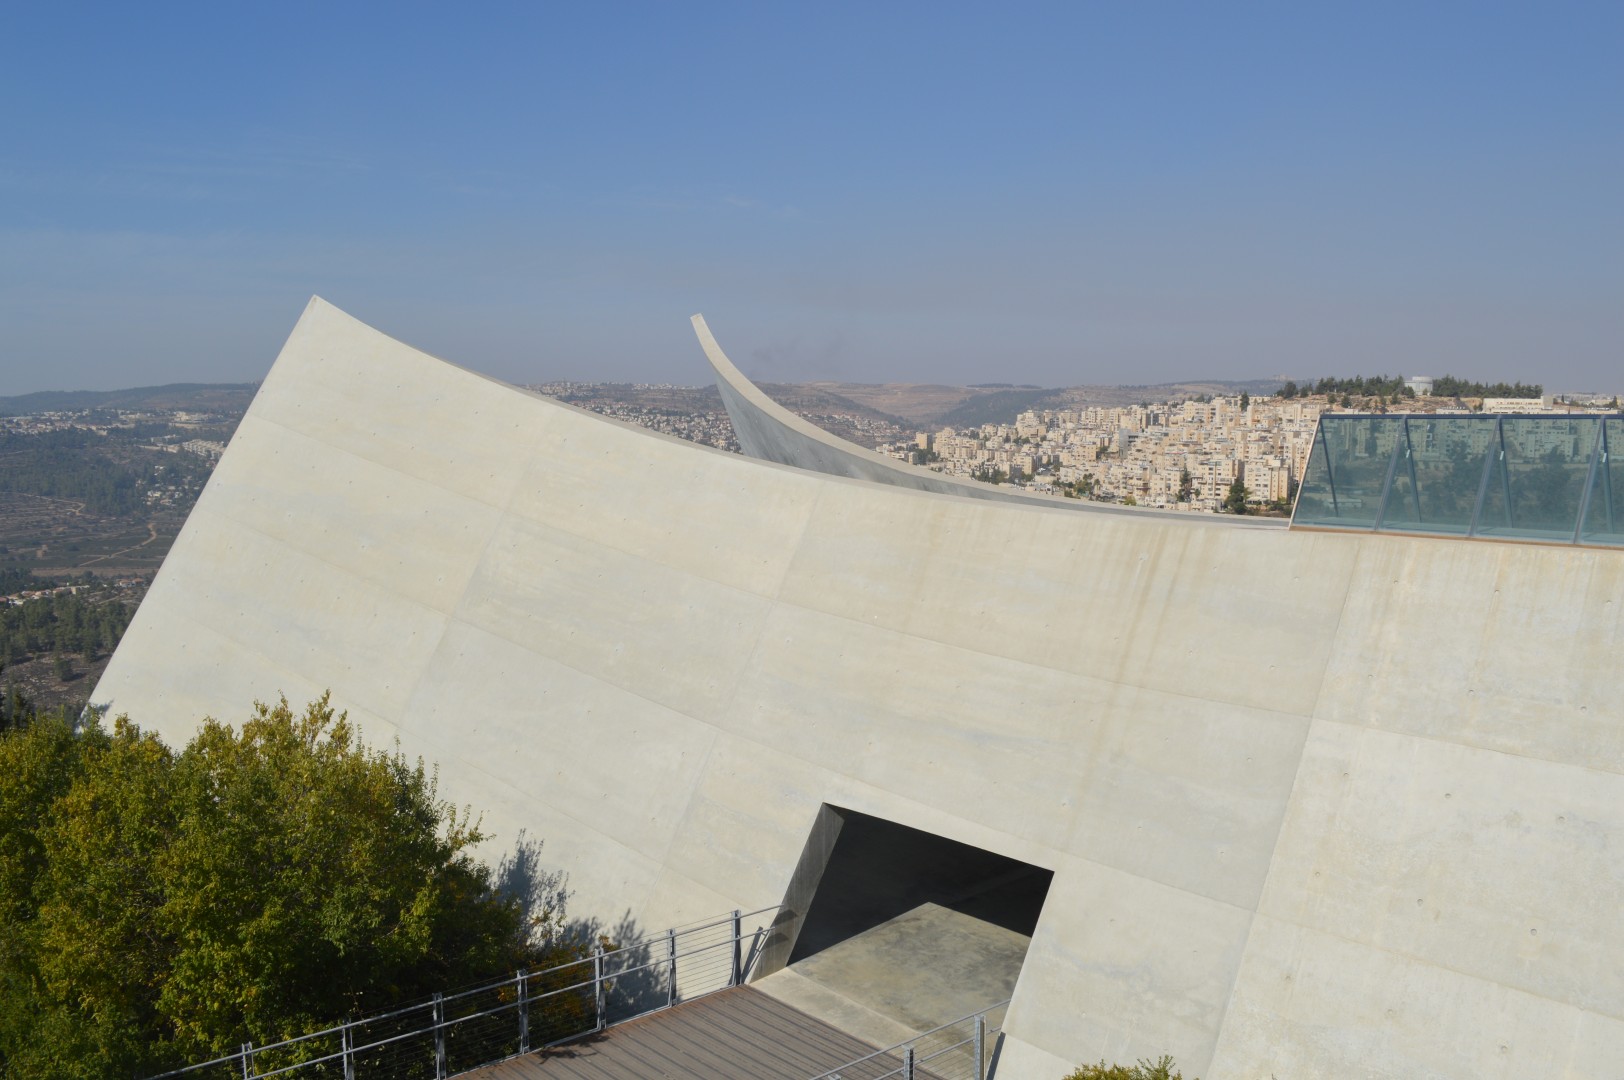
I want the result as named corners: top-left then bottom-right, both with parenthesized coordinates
top-left (1223, 478), bottom-right (1250, 514)
top-left (0, 695), bottom-right (563, 1079)
top-left (0, 428), bottom-right (216, 517)
top-left (1285, 374), bottom-right (1542, 400)
top-left (0, 568), bottom-right (55, 596)
top-left (0, 674), bottom-right (40, 734)
top-left (1309, 374), bottom-right (1416, 399)
top-left (1430, 374), bottom-right (1542, 399)
top-left (1064, 1055), bottom-right (1193, 1080)
top-left (0, 586), bottom-right (133, 665)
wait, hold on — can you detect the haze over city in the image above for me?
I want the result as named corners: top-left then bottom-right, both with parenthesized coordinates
top-left (2, 2), bottom-right (1620, 394)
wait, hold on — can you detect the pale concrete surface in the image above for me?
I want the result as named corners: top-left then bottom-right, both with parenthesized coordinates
top-left (759, 903), bottom-right (1027, 1040)
top-left (95, 300), bottom-right (1624, 1079)
top-left (755, 969), bottom-right (921, 1052)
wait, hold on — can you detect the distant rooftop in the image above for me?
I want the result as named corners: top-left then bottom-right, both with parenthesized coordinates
top-left (1293, 414), bottom-right (1623, 547)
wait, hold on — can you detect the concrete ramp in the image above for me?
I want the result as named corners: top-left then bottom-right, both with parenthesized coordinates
top-left (468, 986), bottom-right (882, 1079)
top-left (756, 903), bottom-right (1026, 1050)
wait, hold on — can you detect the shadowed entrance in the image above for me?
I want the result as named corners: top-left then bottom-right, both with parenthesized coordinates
top-left (758, 808), bottom-right (1052, 1048)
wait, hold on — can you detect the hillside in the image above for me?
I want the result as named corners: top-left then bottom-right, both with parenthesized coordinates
top-left (0, 383), bottom-right (258, 416)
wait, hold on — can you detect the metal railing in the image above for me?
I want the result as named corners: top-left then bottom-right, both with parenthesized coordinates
top-left (809, 1000), bottom-right (1009, 1080)
top-left (148, 905), bottom-right (781, 1080)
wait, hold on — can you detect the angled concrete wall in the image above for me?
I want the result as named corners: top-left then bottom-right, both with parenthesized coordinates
top-left (96, 299), bottom-right (1624, 1079)
top-left (693, 314), bottom-right (1278, 526)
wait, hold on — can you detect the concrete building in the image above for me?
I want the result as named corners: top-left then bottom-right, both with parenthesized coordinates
top-left (95, 299), bottom-right (1624, 1079)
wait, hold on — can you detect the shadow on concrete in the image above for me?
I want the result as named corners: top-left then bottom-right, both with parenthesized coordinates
top-left (494, 832), bottom-right (668, 1027)
top-left (789, 808), bottom-right (1053, 964)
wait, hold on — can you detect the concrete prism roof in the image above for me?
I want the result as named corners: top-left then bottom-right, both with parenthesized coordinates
top-left (96, 299), bottom-right (1624, 1078)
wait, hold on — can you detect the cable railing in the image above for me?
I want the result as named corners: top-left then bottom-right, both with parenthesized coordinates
top-left (808, 1000), bottom-right (1009, 1080)
top-left (147, 905), bottom-right (781, 1080)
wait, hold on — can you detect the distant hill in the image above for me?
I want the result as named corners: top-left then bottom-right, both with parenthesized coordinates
top-left (0, 383), bottom-right (258, 416)
top-left (936, 387), bottom-right (1068, 428)
top-left (809, 379), bottom-right (1286, 428)
top-left (755, 383), bottom-right (911, 428)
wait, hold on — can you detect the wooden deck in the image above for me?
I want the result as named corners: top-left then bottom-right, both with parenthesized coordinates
top-left (462, 986), bottom-right (893, 1080)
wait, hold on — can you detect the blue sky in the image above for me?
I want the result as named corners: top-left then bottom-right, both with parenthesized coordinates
top-left (2, 2), bottom-right (1620, 394)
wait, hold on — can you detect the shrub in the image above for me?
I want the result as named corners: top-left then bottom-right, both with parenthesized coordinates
top-left (1064, 1055), bottom-right (1193, 1080)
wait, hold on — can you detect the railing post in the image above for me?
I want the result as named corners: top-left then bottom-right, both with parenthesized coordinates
top-left (902, 1044), bottom-right (915, 1080)
top-left (974, 1014), bottom-right (986, 1080)
top-left (433, 993), bottom-right (446, 1080)
top-left (241, 1042), bottom-right (252, 1080)
top-left (730, 909), bottom-right (742, 986)
top-left (666, 927), bottom-right (678, 1007)
top-left (517, 968), bottom-right (530, 1054)
top-left (341, 1020), bottom-right (355, 1080)
top-left (593, 943), bottom-right (607, 1032)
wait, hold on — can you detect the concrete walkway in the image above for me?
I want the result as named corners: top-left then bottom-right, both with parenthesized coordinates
top-left (757, 903), bottom-right (1025, 1049)
top-left (463, 986), bottom-right (890, 1080)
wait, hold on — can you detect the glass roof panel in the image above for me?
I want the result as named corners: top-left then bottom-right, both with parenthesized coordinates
top-left (1291, 425), bottom-right (1341, 526)
top-left (1294, 414), bottom-right (1621, 548)
top-left (1291, 417), bottom-right (1404, 530)
top-left (1475, 417), bottom-right (1599, 542)
top-left (1379, 417), bottom-right (1492, 535)
top-left (1580, 419), bottom-right (1624, 546)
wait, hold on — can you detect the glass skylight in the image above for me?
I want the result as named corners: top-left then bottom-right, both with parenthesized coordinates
top-left (1292, 414), bottom-right (1623, 547)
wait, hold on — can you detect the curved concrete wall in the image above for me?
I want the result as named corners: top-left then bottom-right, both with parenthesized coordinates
top-left (693, 315), bottom-right (1281, 526)
top-left (96, 299), bottom-right (1624, 1079)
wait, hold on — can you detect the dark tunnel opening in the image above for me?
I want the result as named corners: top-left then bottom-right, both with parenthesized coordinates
top-left (789, 807), bottom-right (1053, 965)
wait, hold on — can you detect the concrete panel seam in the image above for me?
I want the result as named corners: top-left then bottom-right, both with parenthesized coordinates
top-left (1302, 538), bottom-right (1367, 724)
top-left (769, 589), bottom-right (1320, 724)
top-left (431, 604), bottom-right (749, 743)
top-left (380, 688), bottom-right (682, 871)
top-left (1244, 909), bottom-right (1624, 1025)
top-left (113, 501), bottom-right (453, 724)
top-left (242, 409), bottom-right (524, 517)
top-left (648, 726), bottom-right (725, 868)
top-left (1305, 713), bottom-right (1624, 787)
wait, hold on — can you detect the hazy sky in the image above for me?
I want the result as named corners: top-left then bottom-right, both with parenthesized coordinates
top-left (2, 2), bottom-right (1620, 395)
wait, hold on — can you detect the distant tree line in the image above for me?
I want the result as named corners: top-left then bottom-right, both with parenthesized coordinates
top-left (0, 694), bottom-right (580, 1078)
top-left (0, 568), bottom-right (53, 595)
top-left (0, 432), bottom-right (144, 515)
top-left (1276, 375), bottom-right (1542, 400)
top-left (0, 429), bottom-right (215, 517)
top-left (1429, 375), bottom-right (1543, 398)
top-left (1, 587), bottom-right (132, 665)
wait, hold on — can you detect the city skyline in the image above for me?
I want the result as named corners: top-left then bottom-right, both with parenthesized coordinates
top-left (3, 3), bottom-right (1621, 395)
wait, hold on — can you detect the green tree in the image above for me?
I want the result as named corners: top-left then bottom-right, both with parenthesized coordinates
top-left (0, 669), bottom-right (39, 734)
top-left (1278, 380), bottom-right (1298, 399)
top-left (0, 695), bottom-right (565, 1078)
top-left (1224, 478), bottom-right (1250, 514)
top-left (1177, 469), bottom-right (1193, 503)
top-left (1239, 391), bottom-right (1250, 410)
top-left (1065, 1054), bottom-right (1193, 1080)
